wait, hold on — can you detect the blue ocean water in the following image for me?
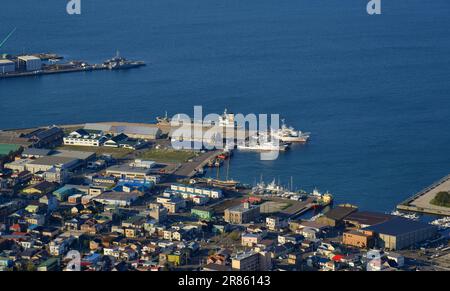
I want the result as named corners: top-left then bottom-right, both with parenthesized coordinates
top-left (1, 0), bottom-right (450, 211)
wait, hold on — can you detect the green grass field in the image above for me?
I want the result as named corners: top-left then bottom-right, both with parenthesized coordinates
top-left (0, 143), bottom-right (21, 157)
top-left (137, 148), bottom-right (197, 163)
top-left (56, 145), bottom-right (133, 159)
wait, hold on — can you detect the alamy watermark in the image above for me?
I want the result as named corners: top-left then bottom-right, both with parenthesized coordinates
top-left (66, 1), bottom-right (381, 16)
top-left (366, 250), bottom-right (382, 271)
top-left (367, 0), bottom-right (381, 15)
top-left (65, 250), bottom-right (81, 271)
top-left (170, 106), bottom-right (282, 161)
top-left (66, 0), bottom-right (81, 15)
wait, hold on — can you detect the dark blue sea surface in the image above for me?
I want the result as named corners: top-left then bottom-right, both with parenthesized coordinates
top-left (1, 0), bottom-right (450, 211)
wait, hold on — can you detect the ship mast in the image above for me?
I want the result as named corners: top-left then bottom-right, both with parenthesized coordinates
top-left (226, 157), bottom-right (230, 181)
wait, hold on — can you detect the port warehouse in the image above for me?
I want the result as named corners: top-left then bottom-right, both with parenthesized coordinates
top-left (0, 55), bottom-right (42, 73)
top-left (0, 59), bottom-right (15, 73)
top-left (17, 56), bottom-right (42, 71)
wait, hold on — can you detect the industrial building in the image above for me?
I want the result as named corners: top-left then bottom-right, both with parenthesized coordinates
top-left (93, 191), bottom-right (142, 207)
top-left (344, 211), bottom-right (395, 229)
top-left (316, 206), bottom-right (358, 227)
top-left (17, 55), bottom-right (42, 71)
top-left (363, 217), bottom-right (438, 250)
top-left (21, 148), bottom-right (53, 158)
top-left (26, 156), bottom-right (80, 174)
top-left (105, 160), bottom-right (159, 183)
top-left (342, 230), bottom-right (374, 249)
top-left (19, 127), bottom-right (64, 148)
top-left (0, 59), bottom-right (15, 73)
top-left (84, 123), bottom-right (162, 140)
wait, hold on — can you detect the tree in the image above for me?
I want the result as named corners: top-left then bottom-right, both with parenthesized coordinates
top-left (431, 191), bottom-right (450, 208)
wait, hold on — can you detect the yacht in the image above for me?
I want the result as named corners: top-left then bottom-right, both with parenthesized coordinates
top-left (271, 120), bottom-right (310, 143)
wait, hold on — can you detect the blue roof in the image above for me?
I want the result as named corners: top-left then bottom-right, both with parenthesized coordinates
top-left (364, 217), bottom-right (437, 236)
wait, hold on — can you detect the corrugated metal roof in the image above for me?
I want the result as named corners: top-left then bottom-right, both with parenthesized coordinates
top-left (364, 217), bottom-right (437, 236)
top-left (0, 59), bottom-right (14, 64)
top-left (112, 126), bottom-right (160, 135)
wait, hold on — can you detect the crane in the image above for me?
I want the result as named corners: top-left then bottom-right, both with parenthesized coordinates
top-left (0, 27), bottom-right (17, 51)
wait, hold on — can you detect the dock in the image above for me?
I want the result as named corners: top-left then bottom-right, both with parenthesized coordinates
top-left (169, 149), bottom-right (222, 180)
top-left (397, 174), bottom-right (450, 216)
top-left (0, 53), bottom-right (145, 79)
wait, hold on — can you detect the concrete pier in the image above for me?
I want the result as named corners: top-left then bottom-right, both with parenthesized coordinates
top-left (397, 174), bottom-right (450, 216)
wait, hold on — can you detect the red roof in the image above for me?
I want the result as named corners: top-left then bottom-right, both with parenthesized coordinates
top-left (10, 224), bottom-right (21, 230)
top-left (332, 255), bottom-right (344, 262)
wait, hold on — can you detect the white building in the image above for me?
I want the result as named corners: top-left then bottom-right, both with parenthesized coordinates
top-left (170, 184), bottom-right (223, 199)
top-left (63, 129), bottom-right (106, 147)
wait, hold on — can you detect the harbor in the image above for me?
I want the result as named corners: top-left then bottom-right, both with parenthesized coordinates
top-left (0, 29), bottom-right (145, 79)
top-left (0, 52), bottom-right (145, 79)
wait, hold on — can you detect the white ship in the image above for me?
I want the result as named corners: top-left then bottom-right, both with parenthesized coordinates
top-left (237, 132), bottom-right (289, 152)
top-left (271, 120), bottom-right (310, 143)
top-left (430, 216), bottom-right (450, 229)
top-left (252, 179), bottom-right (294, 195)
top-left (217, 108), bottom-right (237, 128)
top-left (390, 210), bottom-right (420, 220)
top-left (237, 141), bottom-right (289, 152)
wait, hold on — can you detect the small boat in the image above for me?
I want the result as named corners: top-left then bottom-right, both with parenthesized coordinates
top-left (390, 210), bottom-right (419, 220)
top-left (430, 217), bottom-right (450, 229)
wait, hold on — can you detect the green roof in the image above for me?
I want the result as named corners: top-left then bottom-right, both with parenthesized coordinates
top-left (0, 143), bottom-right (21, 157)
